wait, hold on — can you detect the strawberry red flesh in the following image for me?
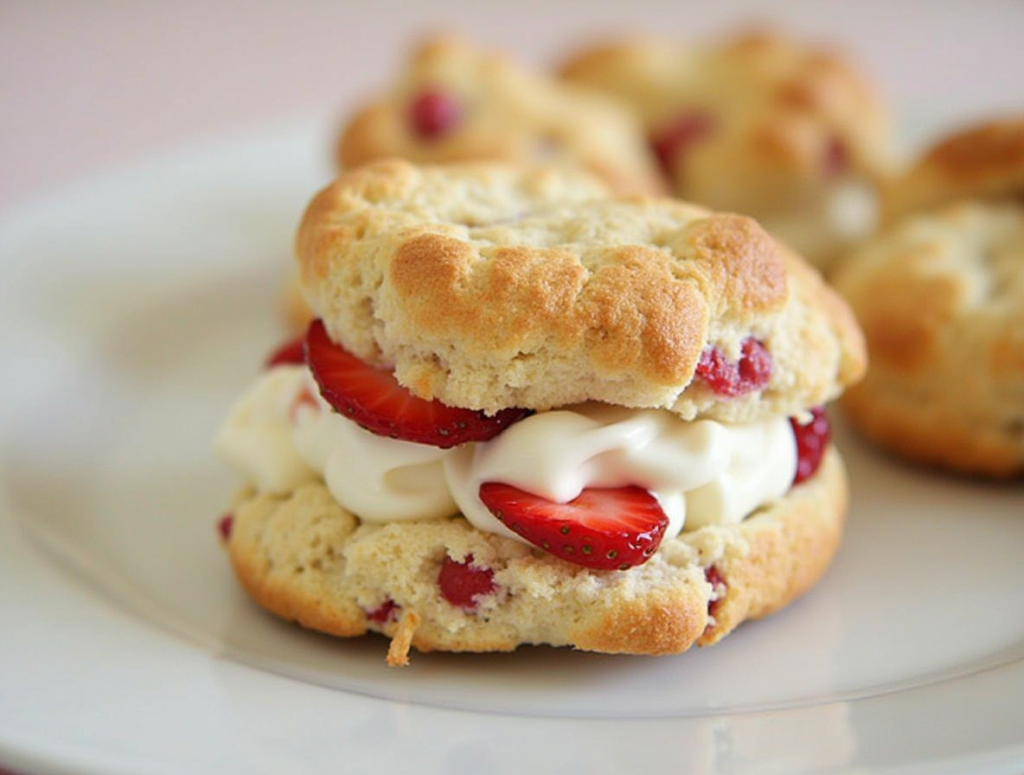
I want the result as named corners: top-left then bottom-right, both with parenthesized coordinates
top-left (438, 555), bottom-right (496, 610)
top-left (365, 598), bottom-right (399, 624)
top-left (305, 319), bottom-right (529, 448)
top-left (217, 513), bottom-right (233, 541)
top-left (264, 335), bottom-right (306, 369)
top-left (479, 483), bottom-right (668, 571)
top-left (790, 406), bottom-right (831, 485)
top-left (696, 337), bottom-right (772, 397)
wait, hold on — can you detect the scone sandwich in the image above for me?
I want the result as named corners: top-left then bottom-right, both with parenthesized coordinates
top-left (216, 159), bottom-right (866, 665)
top-left (834, 117), bottom-right (1024, 477)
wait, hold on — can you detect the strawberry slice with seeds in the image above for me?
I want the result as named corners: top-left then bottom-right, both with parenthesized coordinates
top-left (305, 319), bottom-right (529, 448)
top-left (478, 483), bottom-right (668, 571)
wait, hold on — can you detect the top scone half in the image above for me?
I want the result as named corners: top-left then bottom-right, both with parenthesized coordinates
top-left (217, 160), bottom-right (866, 665)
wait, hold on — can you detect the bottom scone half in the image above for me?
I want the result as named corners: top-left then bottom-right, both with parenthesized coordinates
top-left (222, 447), bottom-right (846, 665)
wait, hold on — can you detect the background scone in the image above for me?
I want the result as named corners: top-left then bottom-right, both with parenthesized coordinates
top-left (560, 30), bottom-right (893, 268)
top-left (218, 160), bottom-right (866, 663)
top-left (337, 34), bottom-right (663, 197)
top-left (834, 117), bottom-right (1024, 477)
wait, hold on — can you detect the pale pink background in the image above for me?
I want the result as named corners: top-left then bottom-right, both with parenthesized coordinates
top-left (2, 0), bottom-right (1023, 210)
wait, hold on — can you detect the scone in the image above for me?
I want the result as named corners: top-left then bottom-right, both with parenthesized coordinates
top-left (560, 30), bottom-right (893, 268)
top-left (834, 118), bottom-right (1024, 477)
top-left (216, 160), bottom-right (866, 664)
top-left (337, 34), bottom-right (663, 197)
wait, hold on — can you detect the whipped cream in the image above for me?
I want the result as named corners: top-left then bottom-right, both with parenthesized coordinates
top-left (216, 366), bottom-right (798, 545)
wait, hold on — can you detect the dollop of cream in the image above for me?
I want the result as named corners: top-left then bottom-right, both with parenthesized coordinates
top-left (216, 367), bottom-right (798, 545)
top-left (443, 403), bottom-right (796, 540)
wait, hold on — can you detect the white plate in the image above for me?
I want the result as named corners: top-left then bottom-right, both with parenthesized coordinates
top-left (1, 120), bottom-right (1022, 775)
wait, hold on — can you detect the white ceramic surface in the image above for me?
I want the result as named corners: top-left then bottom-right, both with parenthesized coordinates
top-left (0, 122), bottom-right (1022, 775)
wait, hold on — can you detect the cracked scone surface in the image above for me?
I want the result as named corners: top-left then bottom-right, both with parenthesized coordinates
top-left (559, 31), bottom-right (892, 265)
top-left (226, 448), bottom-right (847, 663)
top-left (297, 159), bottom-right (865, 422)
top-left (337, 35), bottom-right (663, 197)
top-left (834, 202), bottom-right (1024, 476)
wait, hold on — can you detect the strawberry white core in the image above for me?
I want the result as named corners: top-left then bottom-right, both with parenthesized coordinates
top-left (217, 365), bottom-right (797, 545)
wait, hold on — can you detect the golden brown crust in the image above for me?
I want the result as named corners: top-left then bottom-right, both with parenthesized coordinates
top-left (224, 448), bottom-right (848, 662)
top-left (842, 384), bottom-right (1023, 478)
top-left (336, 34), bottom-right (663, 197)
top-left (834, 201), bottom-right (1024, 477)
top-left (884, 117), bottom-right (1024, 223)
top-left (559, 30), bottom-right (893, 266)
top-left (296, 159), bottom-right (865, 422)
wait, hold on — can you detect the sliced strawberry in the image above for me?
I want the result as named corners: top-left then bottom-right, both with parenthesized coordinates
top-left (304, 319), bottom-right (529, 448)
top-left (264, 335), bottom-right (306, 369)
top-left (478, 483), bottom-right (668, 571)
top-left (438, 555), bottom-right (495, 611)
top-left (790, 406), bottom-right (831, 485)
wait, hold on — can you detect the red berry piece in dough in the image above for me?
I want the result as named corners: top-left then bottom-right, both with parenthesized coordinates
top-left (365, 599), bottom-right (399, 624)
top-left (479, 483), bottom-right (668, 571)
top-left (305, 319), bottom-right (529, 448)
top-left (438, 555), bottom-right (496, 611)
top-left (824, 136), bottom-right (848, 176)
top-left (217, 513), bottom-right (233, 541)
top-left (265, 336), bottom-right (306, 368)
top-left (790, 407), bottom-right (831, 485)
top-left (696, 337), bottom-right (772, 397)
top-left (705, 565), bottom-right (726, 616)
top-left (650, 112), bottom-right (716, 177)
top-left (409, 89), bottom-right (462, 139)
